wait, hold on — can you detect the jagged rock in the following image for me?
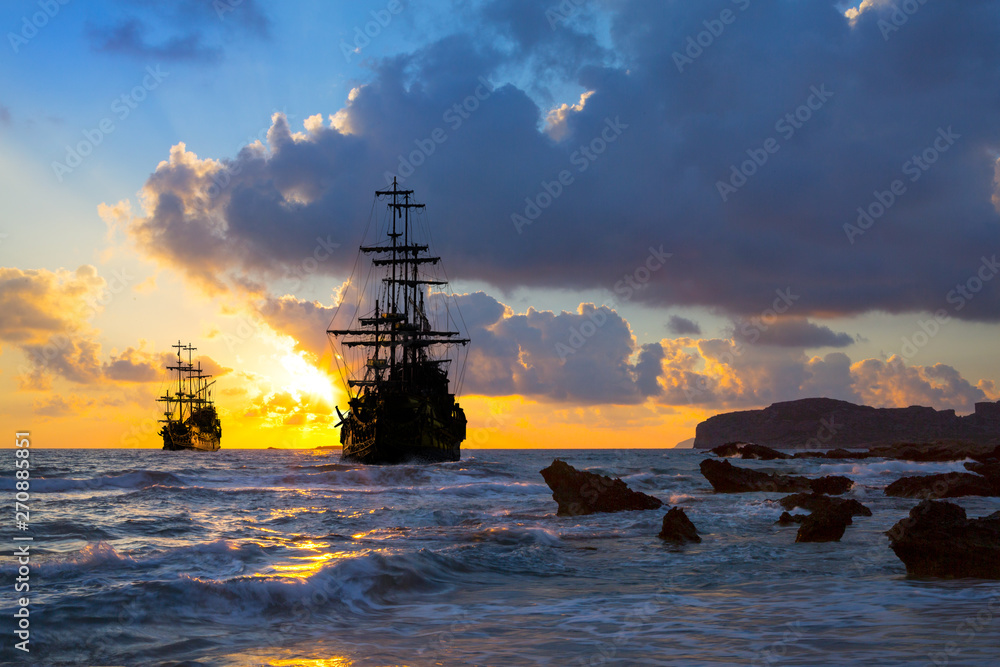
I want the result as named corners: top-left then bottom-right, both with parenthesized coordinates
top-left (699, 459), bottom-right (853, 495)
top-left (809, 475), bottom-right (854, 495)
top-left (539, 459), bottom-right (663, 516)
top-left (887, 500), bottom-right (1000, 578)
top-left (710, 442), bottom-right (790, 460)
top-left (796, 510), bottom-right (851, 542)
top-left (710, 442), bottom-right (745, 457)
top-left (778, 492), bottom-right (872, 517)
top-left (965, 461), bottom-right (1000, 479)
top-left (777, 493), bottom-right (871, 543)
top-left (739, 444), bottom-right (792, 460)
top-left (884, 472), bottom-right (1000, 498)
top-left (970, 444), bottom-right (1000, 464)
top-left (658, 507), bottom-right (701, 544)
top-left (792, 448), bottom-right (869, 460)
top-left (694, 398), bottom-right (1000, 450)
top-left (866, 441), bottom-right (997, 462)
top-left (776, 511), bottom-right (804, 525)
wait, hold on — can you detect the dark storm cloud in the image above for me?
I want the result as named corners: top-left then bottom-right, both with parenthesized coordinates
top-left (667, 315), bottom-right (701, 336)
top-left (125, 0), bottom-right (1000, 321)
top-left (732, 317), bottom-right (855, 348)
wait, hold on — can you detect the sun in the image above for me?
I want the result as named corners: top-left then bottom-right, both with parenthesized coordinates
top-left (279, 350), bottom-right (335, 405)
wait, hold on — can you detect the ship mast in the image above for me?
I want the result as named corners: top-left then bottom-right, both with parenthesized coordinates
top-left (328, 179), bottom-right (469, 397)
top-left (159, 341), bottom-right (215, 424)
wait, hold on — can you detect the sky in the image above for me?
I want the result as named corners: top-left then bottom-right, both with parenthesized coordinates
top-left (2, 0), bottom-right (999, 449)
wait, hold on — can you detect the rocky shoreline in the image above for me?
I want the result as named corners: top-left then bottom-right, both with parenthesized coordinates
top-left (538, 443), bottom-right (1000, 578)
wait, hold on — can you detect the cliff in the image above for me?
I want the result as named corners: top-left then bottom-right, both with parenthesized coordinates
top-left (694, 398), bottom-right (1000, 449)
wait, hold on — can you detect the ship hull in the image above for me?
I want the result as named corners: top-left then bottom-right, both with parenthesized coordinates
top-left (160, 408), bottom-right (222, 452)
top-left (340, 393), bottom-right (465, 464)
top-left (161, 429), bottom-right (221, 452)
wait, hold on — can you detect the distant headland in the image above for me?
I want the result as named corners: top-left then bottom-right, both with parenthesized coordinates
top-left (694, 398), bottom-right (1000, 449)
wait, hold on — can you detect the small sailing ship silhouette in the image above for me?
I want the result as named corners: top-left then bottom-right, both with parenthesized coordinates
top-left (158, 341), bottom-right (222, 451)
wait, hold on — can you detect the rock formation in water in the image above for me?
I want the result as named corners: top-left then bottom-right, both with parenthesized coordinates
top-left (884, 472), bottom-right (1000, 499)
top-left (539, 459), bottom-right (663, 516)
top-left (709, 442), bottom-right (791, 460)
top-left (887, 500), bottom-right (1000, 578)
top-left (778, 492), bottom-right (872, 518)
top-left (658, 507), bottom-right (701, 544)
top-left (694, 398), bottom-right (1000, 449)
top-left (699, 459), bottom-right (852, 495)
top-left (777, 492), bottom-right (872, 543)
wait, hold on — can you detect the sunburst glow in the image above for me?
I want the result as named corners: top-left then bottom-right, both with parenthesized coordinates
top-left (279, 350), bottom-right (335, 405)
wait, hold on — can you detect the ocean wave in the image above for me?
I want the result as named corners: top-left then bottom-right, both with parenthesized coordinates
top-left (30, 519), bottom-right (117, 542)
top-left (467, 526), bottom-right (563, 547)
top-left (0, 470), bottom-right (187, 493)
top-left (153, 548), bottom-right (470, 619)
top-left (290, 463), bottom-right (354, 472)
top-left (39, 541), bottom-right (138, 574)
top-left (814, 459), bottom-right (972, 483)
top-left (434, 481), bottom-right (549, 498)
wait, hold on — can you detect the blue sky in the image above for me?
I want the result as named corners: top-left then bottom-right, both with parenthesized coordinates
top-left (2, 0), bottom-right (999, 448)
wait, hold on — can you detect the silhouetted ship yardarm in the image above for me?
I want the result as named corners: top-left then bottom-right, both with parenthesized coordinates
top-left (158, 341), bottom-right (222, 451)
top-left (327, 180), bottom-right (469, 464)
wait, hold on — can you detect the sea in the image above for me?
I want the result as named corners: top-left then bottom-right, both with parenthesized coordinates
top-left (2, 448), bottom-right (999, 666)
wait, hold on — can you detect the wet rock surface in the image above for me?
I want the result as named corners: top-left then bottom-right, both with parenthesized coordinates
top-left (887, 500), bottom-right (1000, 578)
top-left (539, 459), bottom-right (663, 516)
top-left (658, 507), bottom-right (701, 544)
top-left (699, 459), bottom-right (852, 495)
top-left (709, 442), bottom-right (791, 460)
top-left (884, 472), bottom-right (1000, 499)
top-left (776, 493), bottom-right (872, 543)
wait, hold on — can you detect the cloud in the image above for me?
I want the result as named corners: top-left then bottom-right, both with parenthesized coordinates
top-left (22, 338), bottom-right (103, 385)
top-left (732, 317), bottom-right (855, 348)
top-left (90, 19), bottom-right (221, 62)
top-left (257, 295), bottom-right (336, 360)
top-left (652, 331), bottom-right (990, 414)
top-left (0, 266), bottom-right (105, 345)
top-left (33, 395), bottom-right (93, 418)
top-left (114, 1), bottom-right (1000, 323)
top-left (667, 315), bottom-right (701, 336)
top-left (446, 293), bottom-right (661, 405)
top-left (243, 389), bottom-right (333, 428)
top-left (86, 1), bottom-right (270, 62)
top-left (0, 267), bottom-right (230, 388)
top-left (850, 357), bottom-right (990, 413)
top-left (0, 104), bottom-right (10, 126)
top-left (103, 347), bottom-right (168, 383)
